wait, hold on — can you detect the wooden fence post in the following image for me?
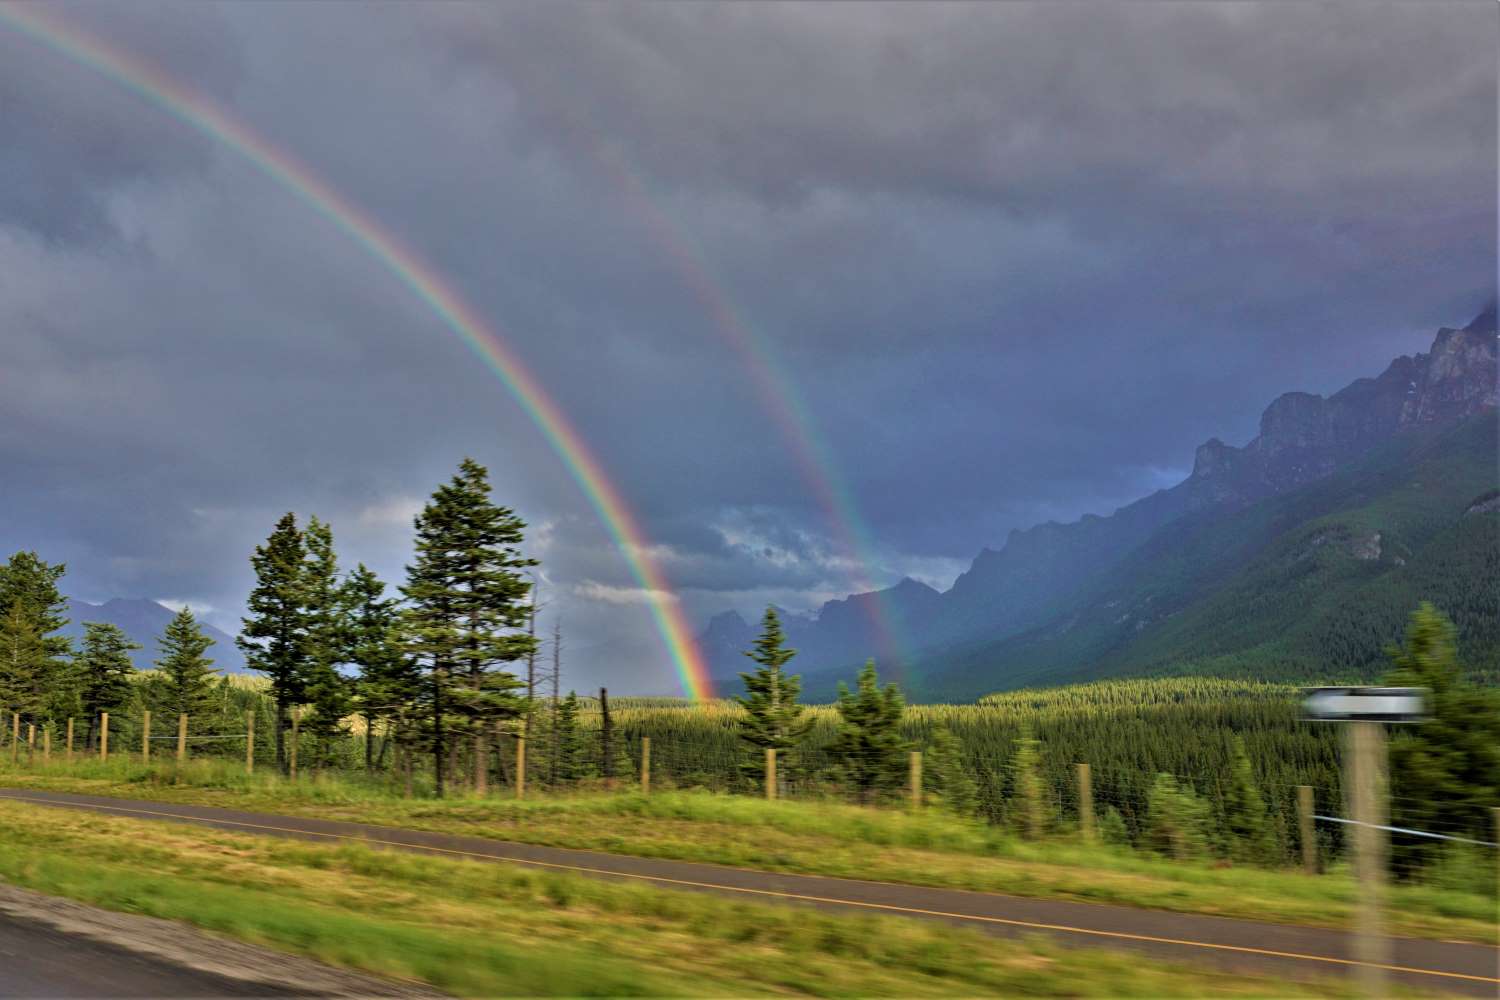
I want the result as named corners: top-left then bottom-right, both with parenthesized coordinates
top-left (1348, 720), bottom-right (1389, 997)
top-left (26, 724), bottom-right (34, 765)
top-left (289, 709), bottom-right (299, 780)
top-left (42, 725), bottom-right (50, 764)
top-left (473, 726), bottom-right (487, 797)
top-left (640, 737), bottom-right (651, 794)
top-left (245, 711), bottom-right (254, 775)
top-left (66, 717), bottom-right (73, 762)
top-left (515, 734), bottom-right (526, 800)
top-left (177, 714), bottom-right (188, 763)
top-left (100, 713), bottom-right (109, 762)
top-left (1298, 785), bottom-right (1317, 875)
top-left (1077, 763), bottom-right (1096, 844)
top-left (10, 713), bottom-right (17, 763)
top-left (765, 748), bottom-right (777, 801)
top-left (141, 710), bottom-right (151, 763)
top-left (909, 750), bottom-right (923, 808)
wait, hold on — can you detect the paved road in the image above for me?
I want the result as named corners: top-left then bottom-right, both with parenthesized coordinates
top-left (2, 788), bottom-right (1496, 995)
top-left (0, 909), bottom-right (294, 998)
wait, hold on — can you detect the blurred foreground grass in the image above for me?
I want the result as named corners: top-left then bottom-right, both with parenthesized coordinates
top-left (1, 757), bottom-right (1493, 945)
top-left (0, 798), bottom-right (1389, 998)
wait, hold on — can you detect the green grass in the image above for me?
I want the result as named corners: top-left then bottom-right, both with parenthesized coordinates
top-left (0, 798), bottom-right (1378, 997)
top-left (3, 758), bottom-right (1494, 945)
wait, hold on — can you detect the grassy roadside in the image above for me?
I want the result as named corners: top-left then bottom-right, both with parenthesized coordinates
top-left (1, 759), bottom-right (1494, 945)
top-left (0, 798), bottom-right (1377, 998)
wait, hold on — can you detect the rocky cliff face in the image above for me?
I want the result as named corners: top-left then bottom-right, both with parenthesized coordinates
top-left (702, 306), bottom-right (1498, 687)
top-left (1185, 311), bottom-right (1497, 508)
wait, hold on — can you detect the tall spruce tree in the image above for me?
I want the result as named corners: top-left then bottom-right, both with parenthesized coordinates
top-left (402, 458), bottom-right (537, 797)
top-left (925, 726), bottom-right (977, 816)
top-left (0, 552), bottom-right (70, 646)
top-left (1010, 726), bottom-right (1051, 839)
top-left (154, 607), bottom-right (218, 724)
top-left (830, 660), bottom-right (908, 804)
top-left (552, 690), bottom-right (586, 783)
top-left (734, 607), bottom-right (809, 787)
top-left (1384, 603), bottom-right (1500, 875)
top-left (1222, 735), bottom-right (1276, 864)
top-left (0, 552), bottom-right (72, 724)
top-left (0, 602), bottom-right (51, 725)
top-left (301, 517), bottom-right (353, 765)
top-left (239, 513), bottom-right (310, 770)
top-left (76, 622), bottom-right (139, 748)
top-left (344, 563), bottom-right (411, 773)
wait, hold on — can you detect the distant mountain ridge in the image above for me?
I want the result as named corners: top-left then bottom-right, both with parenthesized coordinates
top-left (62, 598), bottom-right (248, 675)
top-left (701, 304), bottom-right (1499, 698)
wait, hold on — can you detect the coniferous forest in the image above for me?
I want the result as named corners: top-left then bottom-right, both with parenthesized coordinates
top-left (0, 457), bottom-right (1495, 892)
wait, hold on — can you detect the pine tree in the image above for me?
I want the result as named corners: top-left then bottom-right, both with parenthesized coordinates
top-left (0, 552), bottom-right (70, 648)
top-left (1146, 773), bottom-right (1213, 861)
top-left (1222, 735), bottom-right (1275, 864)
top-left (552, 690), bottom-right (586, 783)
top-left (0, 601), bottom-right (52, 725)
top-left (238, 513), bottom-right (310, 771)
top-left (76, 623), bottom-right (139, 748)
top-left (154, 607), bottom-right (218, 725)
top-left (1010, 726), bottom-right (1051, 839)
top-left (1384, 603), bottom-right (1500, 875)
top-left (403, 458), bottom-right (537, 797)
top-left (925, 726), bottom-right (977, 816)
top-left (0, 552), bottom-right (72, 724)
top-left (301, 517), bottom-right (352, 767)
top-left (344, 564), bottom-right (411, 774)
top-left (734, 607), bottom-right (809, 788)
top-left (830, 660), bottom-right (908, 804)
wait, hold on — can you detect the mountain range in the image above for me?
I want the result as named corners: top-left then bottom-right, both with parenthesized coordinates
top-left (701, 305), bottom-right (1499, 700)
top-left (61, 598), bottom-right (248, 675)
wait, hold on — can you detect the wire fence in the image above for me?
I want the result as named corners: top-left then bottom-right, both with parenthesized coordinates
top-left (2, 707), bottom-right (1494, 887)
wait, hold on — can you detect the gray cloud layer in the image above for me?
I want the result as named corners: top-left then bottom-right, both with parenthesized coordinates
top-left (0, 1), bottom-right (1493, 692)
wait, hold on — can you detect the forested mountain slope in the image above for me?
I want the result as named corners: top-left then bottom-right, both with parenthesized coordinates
top-left (712, 306), bottom-right (1498, 700)
top-left (915, 413), bottom-right (1498, 698)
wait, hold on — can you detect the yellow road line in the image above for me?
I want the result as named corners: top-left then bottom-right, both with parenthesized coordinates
top-left (2, 792), bottom-right (1496, 987)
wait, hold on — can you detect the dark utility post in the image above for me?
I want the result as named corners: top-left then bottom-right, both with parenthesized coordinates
top-left (599, 687), bottom-right (614, 784)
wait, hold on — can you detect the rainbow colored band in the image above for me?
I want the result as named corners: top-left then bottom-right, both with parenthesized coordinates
top-left (0, 4), bottom-right (713, 700)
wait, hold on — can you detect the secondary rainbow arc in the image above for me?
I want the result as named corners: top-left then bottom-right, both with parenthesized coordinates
top-left (0, 3), bottom-right (713, 700)
top-left (598, 155), bottom-right (910, 670)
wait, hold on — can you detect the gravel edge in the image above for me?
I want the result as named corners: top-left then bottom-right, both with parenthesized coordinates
top-left (0, 881), bottom-right (446, 998)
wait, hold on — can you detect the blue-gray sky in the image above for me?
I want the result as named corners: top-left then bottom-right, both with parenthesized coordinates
top-left (0, 1), bottom-right (1494, 693)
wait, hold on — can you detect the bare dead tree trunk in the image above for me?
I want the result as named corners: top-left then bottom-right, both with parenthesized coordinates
top-left (525, 579), bottom-right (538, 742)
top-left (600, 687), bottom-right (614, 787)
top-left (550, 621), bottom-right (561, 786)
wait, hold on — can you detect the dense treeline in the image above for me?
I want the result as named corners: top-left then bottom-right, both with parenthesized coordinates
top-left (580, 605), bottom-right (1495, 883)
top-left (0, 457), bottom-right (542, 797)
top-left (1, 458), bottom-right (1492, 885)
top-left (574, 679), bottom-right (1343, 860)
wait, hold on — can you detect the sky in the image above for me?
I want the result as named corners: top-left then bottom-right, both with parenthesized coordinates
top-left (0, 1), bottom-right (1494, 695)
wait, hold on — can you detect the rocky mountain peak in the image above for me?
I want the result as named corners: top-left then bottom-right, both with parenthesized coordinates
top-left (1464, 300), bottom-right (1497, 333)
top-left (1191, 437), bottom-right (1237, 478)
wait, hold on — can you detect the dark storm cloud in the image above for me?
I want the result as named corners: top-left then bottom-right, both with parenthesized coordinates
top-left (0, 1), bottom-right (243, 242)
top-left (0, 1), bottom-right (1493, 692)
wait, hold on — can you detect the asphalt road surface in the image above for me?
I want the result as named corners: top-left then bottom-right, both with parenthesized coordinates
top-left (2, 788), bottom-right (1496, 996)
top-left (0, 909), bottom-right (294, 998)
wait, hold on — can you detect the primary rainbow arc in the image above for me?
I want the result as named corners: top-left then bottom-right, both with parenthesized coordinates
top-left (0, 3), bottom-right (713, 700)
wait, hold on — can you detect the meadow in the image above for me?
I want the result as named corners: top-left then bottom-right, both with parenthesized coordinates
top-left (0, 797), bottom-right (1383, 998)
